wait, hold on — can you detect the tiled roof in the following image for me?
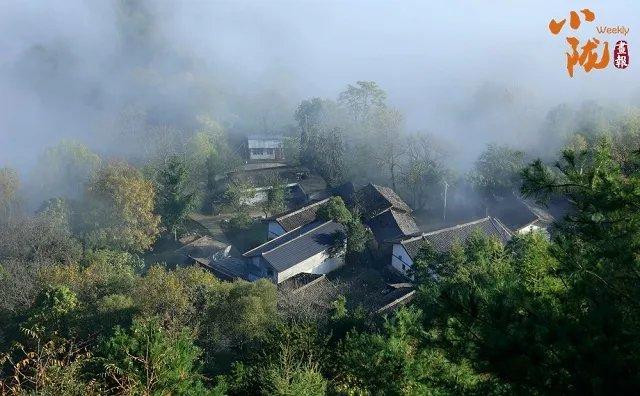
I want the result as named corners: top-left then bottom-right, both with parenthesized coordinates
top-left (273, 198), bottom-right (331, 232)
top-left (244, 221), bottom-right (346, 272)
top-left (486, 196), bottom-right (542, 232)
top-left (400, 217), bottom-right (512, 259)
top-left (247, 134), bottom-right (284, 141)
top-left (175, 236), bottom-right (230, 265)
top-left (355, 183), bottom-right (412, 218)
top-left (367, 208), bottom-right (420, 244)
top-left (226, 166), bottom-right (309, 187)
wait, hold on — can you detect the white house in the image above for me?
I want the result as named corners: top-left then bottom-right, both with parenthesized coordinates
top-left (486, 195), bottom-right (554, 235)
top-left (247, 135), bottom-right (285, 161)
top-left (243, 220), bottom-right (346, 284)
top-left (391, 217), bottom-right (512, 276)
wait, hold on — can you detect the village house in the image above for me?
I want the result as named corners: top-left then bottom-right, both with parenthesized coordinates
top-left (487, 195), bottom-right (554, 234)
top-left (353, 183), bottom-right (420, 255)
top-left (223, 164), bottom-right (326, 208)
top-left (247, 135), bottom-right (285, 161)
top-left (243, 220), bottom-right (346, 284)
top-left (391, 216), bottom-right (512, 276)
top-left (267, 197), bottom-right (331, 239)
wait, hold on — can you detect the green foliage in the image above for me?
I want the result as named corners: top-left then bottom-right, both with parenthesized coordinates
top-left (155, 155), bottom-right (196, 237)
top-left (100, 317), bottom-right (208, 395)
top-left (317, 197), bottom-right (352, 224)
top-left (81, 163), bottom-right (161, 253)
top-left (338, 81), bottom-right (387, 124)
top-left (0, 326), bottom-right (98, 395)
top-left (471, 144), bottom-right (524, 198)
top-left (223, 180), bottom-right (255, 230)
top-left (34, 140), bottom-right (101, 201)
top-left (334, 307), bottom-right (486, 394)
top-left (0, 167), bottom-right (20, 220)
top-left (261, 176), bottom-right (288, 217)
top-left (520, 140), bottom-right (640, 392)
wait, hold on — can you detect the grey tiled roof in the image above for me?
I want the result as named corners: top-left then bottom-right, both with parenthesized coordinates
top-left (244, 221), bottom-right (346, 272)
top-left (367, 208), bottom-right (420, 244)
top-left (175, 236), bottom-right (230, 265)
top-left (486, 197), bottom-right (542, 232)
top-left (273, 198), bottom-right (331, 232)
top-left (355, 183), bottom-right (412, 218)
top-left (400, 217), bottom-right (512, 259)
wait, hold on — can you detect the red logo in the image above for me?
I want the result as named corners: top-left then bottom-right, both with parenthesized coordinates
top-left (614, 41), bottom-right (629, 69)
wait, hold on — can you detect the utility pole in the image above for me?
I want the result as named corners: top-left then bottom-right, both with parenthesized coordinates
top-left (443, 180), bottom-right (449, 222)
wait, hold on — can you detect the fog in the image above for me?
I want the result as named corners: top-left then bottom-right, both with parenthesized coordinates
top-left (1, 0), bottom-right (638, 170)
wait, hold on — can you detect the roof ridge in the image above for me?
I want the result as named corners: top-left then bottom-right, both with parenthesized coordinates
top-left (261, 220), bottom-right (336, 255)
top-left (489, 217), bottom-right (514, 238)
top-left (243, 222), bottom-right (309, 256)
top-left (276, 197), bottom-right (330, 221)
top-left (401, 217), bottom-right (491, 246)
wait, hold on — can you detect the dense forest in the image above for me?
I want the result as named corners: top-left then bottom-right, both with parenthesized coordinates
top-left (2, 74), bottom-right (640, 394)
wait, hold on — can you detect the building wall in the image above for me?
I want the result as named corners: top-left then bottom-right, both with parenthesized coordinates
top-left (250, 256), bottom-right (278, 283)
top-left (248, 139), bottom-right (283, 149)
top-left (517, 224), bottom-right (543, 235)
top-left (248, 139), bottom-right (284, 160)
top-left (276, 250), bottom-right (345, 284)
top-left (268, 221), bottom-right (286, 239)
top-left (239, 183), bottom-right (300, 206)
top-left (391, 244), bottom-right (413, 275)
top-left (249, 149), bottom-right (277, 160)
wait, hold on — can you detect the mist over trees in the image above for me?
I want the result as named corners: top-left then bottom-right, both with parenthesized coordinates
top-left (2, 0), bottom-right (640, 394)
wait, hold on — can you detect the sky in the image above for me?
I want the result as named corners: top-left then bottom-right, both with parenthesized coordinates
top-left (0, 0), bottom-right (638, 169)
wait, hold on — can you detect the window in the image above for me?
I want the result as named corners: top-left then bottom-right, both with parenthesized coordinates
top-left (252, 148), bottom-right (264, 155)
top-left (265, 148), bottom-right (274, 155)
top-left (402, 264), bottom-right (407, 271)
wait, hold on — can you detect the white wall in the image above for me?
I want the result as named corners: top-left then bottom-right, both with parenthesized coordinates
top-left (517, 224), bottom-right (543, 235)
top-left (276, 250), bottom-right (345, 284)
top-left (268, 221), bottom-right (286, 239)
top-left (391, 243), bottom-right (413, 275)
top-left (248, 139), bottom-right (283, 149)
top-left (249, 150), bottom-right (277, 160)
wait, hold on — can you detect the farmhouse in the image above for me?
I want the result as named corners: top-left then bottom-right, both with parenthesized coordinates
top-left (354, 183), bottom-right (413, 218)
top-left (243, 220), bottom-right (346, 284)
top-left (353, 183), bottom-right (420, 257)
top-left (391, 216), bottom-right (512, 276)
top-left (267, 197), bottom-right (331, 239)
top-left (175, 235), bottom-right (232, 267)
top-left (487, 195), bottom-right (554, 234)
top-left (366, 208), bottom-right (420, 245)
top-left (224, 164), bottom-right (326, 207)
top-left (247, 135), bottom-right (285, 161)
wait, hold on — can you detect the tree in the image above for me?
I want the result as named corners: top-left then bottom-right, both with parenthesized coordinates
top-left (223, 180), bottom-right (255, 230)
top-left (317, 197), bottom-right (371, 262)
top-left (82, 163), bottom-right (160, 253)
top-left (0, 167), bottom-right (20, 220)
top-left (371, 108), bottom-right (405, 190)
top-left (413, 232), bottom-right (563, 393)
top-left (155, 155), bottom-right (196, 239)
top-left (317, 197), bottom-right (352, 224)
top-left (0, 325), bottom-right (96, 395)
top-left (400, 133), bottom-right (451, 211)
top-left (261, 176), bottom-right (288, 218)
top-left (338, 81), bottom-right (387, 125)
top-left (187, 116), bottom-right (241, 211)
top-left (334, 307), bottom-right (485, 394)
top-left (99, 317), bottom-right (212, 395)
top-left (471, 144), bottom-right (524, 199)
top-left (520, 140), bottom-right (640, 392)
top-left (33, 140), bottom-right (101, 201)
